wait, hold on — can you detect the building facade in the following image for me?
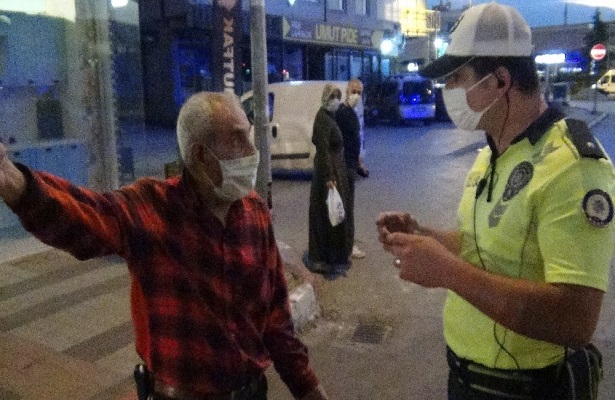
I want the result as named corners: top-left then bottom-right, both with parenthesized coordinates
top-left (532, 21), bottom-right (615, 77)
top-left (138, 0), bottom-right (405, 126)
top-left (423, 4), bottom-right (615, 81)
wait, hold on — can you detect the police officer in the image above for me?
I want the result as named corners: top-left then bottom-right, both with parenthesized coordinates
top-left (377, 3), bottom-right (614, 399)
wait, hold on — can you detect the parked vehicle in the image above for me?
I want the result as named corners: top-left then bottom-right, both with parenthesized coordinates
top-left (364, 74), bottom-right (436, 126)
top-left (241, 80), bottom-right (366, 172)
top-left (597, 69), bottom-right (615, 96)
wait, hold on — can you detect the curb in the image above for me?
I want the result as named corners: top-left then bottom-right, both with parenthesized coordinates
top-left (588, 111), bottom-right (608, 128)
top-left (289, 282), bottom-right (320, 331)
top-left (277, 240), bottom-right (321, 331)
top-left (0, 234), bottom-right (51, 264)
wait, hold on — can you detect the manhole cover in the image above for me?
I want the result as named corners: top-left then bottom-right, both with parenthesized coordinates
top-left (351, 323), bottom-right (388, 344)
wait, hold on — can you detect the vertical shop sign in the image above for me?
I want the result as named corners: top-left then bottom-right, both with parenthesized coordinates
top-left (212, 0), bottom-right (242, 94)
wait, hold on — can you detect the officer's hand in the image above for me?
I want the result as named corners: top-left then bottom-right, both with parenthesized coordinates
top-left (0, 142), bottom-right (26, 206)
top-left (382, 231), bottom-right (456, 288)
top-left (376, 211), bottom-right (419, 242)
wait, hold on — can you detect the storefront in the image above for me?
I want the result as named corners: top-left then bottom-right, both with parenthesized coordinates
top-left (140, 10), bottom-right (394, 126)
top-left (277, 16), bottom-right (390, 84)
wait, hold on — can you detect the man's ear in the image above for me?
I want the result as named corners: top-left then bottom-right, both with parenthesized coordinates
top-left (189, 143), bottom-right (204, 166)
top-left (494, 67), bottom-right (511, 90)
top-left (192, 143), bottom-right (222, 185)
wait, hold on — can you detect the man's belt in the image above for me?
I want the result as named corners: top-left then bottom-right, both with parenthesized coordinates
top-left (152, 374), bottom-right (263, 400)
top-left (446, 347), bottom-right (560, 398)
top-left (135, 363), bottom-right (263, 400)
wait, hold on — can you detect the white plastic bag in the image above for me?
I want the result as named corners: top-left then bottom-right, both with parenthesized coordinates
top-left (327, 186), bottom-right (345, 227)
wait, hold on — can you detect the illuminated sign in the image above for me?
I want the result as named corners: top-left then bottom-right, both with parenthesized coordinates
top-left (282, 17), bottom-right (383, 49)
top-left (212, 0), bottom-right (241, 94)
top-left (535, 53), bottom-right (566, 65)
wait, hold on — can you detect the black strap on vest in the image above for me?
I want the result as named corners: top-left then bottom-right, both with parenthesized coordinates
top-left (565, 118), bottom-right (606, 159)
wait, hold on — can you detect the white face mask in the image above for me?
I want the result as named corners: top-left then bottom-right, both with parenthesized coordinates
top-left (443, 73), bottom-right (499, 131)
top-left (326, 98), bottom-right (341, 113)
top-left (347, 93), bottom-right (360, 108)
top-left (206, 151), bottom-right (260, 202)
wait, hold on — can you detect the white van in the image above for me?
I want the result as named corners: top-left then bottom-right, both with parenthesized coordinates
top-left (596, 69), bottom-right (615, 96)
top-left (241, 80), bottom-right (364, 172)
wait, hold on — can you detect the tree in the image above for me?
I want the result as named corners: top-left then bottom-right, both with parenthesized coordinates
top-left (584, 8), bottom-right (610, 74)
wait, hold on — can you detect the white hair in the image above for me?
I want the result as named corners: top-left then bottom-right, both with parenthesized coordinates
top-left (321, 84), bottom-right (342, 107)
top-left (176, 92), bottom-right (240, 167)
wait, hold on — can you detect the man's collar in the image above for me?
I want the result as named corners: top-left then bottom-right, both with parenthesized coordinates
top-left (511, 106), bottom-right (566, 146)
top-left (486, 106), bottom-right (566, 158)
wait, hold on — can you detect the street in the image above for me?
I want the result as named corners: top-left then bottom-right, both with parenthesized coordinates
top-left (266, 106), bottom-right (615, 399)
top-left (267, 119), bottom-right (479, 399)
top-left (0, 102), bottom-right (614, 399)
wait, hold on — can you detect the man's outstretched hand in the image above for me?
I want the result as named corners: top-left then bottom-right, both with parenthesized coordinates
top-left (0, 142), bottom-right (26, 206)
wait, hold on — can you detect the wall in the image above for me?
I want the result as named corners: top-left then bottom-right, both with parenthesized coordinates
top-left (0, 12), bottom-right (66, 86)
top-left (0, 1), bottom-right (123, 191)
top-left (0, 12), bottom-right (67, 145)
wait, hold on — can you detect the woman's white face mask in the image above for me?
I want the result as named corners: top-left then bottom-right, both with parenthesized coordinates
top-left (326, 98), bottom-right (341, 113)
top-left (443, 73), bottom-right (499, 131)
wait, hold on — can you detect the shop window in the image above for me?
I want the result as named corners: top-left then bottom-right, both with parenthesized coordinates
top-left (328, 0), bottom-right (345, 12)
top-left (381, 58), bottom-right (391, 77)
top-left (362, 54), bottom-right (373, 79)
top-left (325, 53), bottom-right (334, 80)
top-left (350, 54), bottom-right (362, 78)
top-left (284, 46), bottom-right (304, 81)
top-left (173, 42), bottom-right (212, 109)
top-left (371, 55), bottom-right (379, 77)
top-left (356, 0), bottom-right (370, 16)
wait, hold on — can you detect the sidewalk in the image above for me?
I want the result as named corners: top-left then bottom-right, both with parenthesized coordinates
top-left (564, 101), bottom-right (608, 128)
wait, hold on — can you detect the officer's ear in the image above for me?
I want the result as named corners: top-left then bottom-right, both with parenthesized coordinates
top-left (493, 67), bottom-right (511, 91)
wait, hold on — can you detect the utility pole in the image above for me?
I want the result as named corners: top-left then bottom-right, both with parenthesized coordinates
top-left (563, 3), bottom-right (568, 26)
top-left (324, 0), bottom-right (327, 22)
top-left (250, 0), bottom-right (272, 207)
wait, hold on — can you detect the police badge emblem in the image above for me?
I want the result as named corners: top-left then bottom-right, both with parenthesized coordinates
top-left (502, 162), bottom-right (533, 202)
top-left (582, 189), bottom-right (613, 228)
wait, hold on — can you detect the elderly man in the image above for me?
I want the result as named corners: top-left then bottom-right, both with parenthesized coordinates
top-left (378, 2), bottom-right (614, 399)
top-left (0, 92), bottom-right (328, 400)
top-left (335, 78), bottom-right (366, 259)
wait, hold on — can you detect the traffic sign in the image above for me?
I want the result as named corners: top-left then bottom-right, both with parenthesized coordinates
top-left (590, 43), bottom-right (607, 61)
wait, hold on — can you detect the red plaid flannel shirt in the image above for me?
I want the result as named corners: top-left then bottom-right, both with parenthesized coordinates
top-left (10, 165), bottom-right (319, 398)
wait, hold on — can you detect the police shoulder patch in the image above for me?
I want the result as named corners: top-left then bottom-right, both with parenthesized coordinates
top-left (565, 119), bottom-right (606, 159)
top-left (582, 189), bottom-right (613, 228)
